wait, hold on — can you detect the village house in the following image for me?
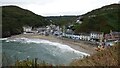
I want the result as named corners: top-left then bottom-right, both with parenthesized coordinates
top-left (23, 26), bottom-right (40, 34)
top-left (83, 34), bottom-right (90, 41)
top-left (53, 31), bottom-right (62, 36)
top-left (76, 20), bottom-right (82, 24)
top-left (72, 35), bottom-right (80, 40)
top-left (36, 24), bottom-right (63, 36)
top-left (90, 32), bottom-right (104, 42)
top-left (75, 16), bottom-right (83, 24)
top-left (63, 32), bottom-right (90, 41)
top-left (49, 25), bottom-right (62, 36)
top-left (23, 26), bottom-right (33, 34)
top-left (62, 28), bottom-right (74, 38)
top-left (104, 31), bottom-right (120, 46)
top-left (46, 25), bottom-right (51, 34)
top-left (80, 33), bottom-right (90, 41)
top-left (23, 26), bottom-right (32, 32)
top-left (36, 27), bottom-right (46, 35)
top-left (110, 31), bottom-right (120, 41)
top-left (104, 34), bottom-right (112, 41)
top-left (105, 30), bottom-right (120, 41)
top-left (66, 29), bottom-right (74, 35)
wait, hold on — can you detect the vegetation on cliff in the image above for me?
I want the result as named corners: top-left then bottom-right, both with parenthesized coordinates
top-left (46, 16), bottom-right (78, 27)
top-left (73, 4), bottom-right (120, 33)
top-left (70, 43), bottom-right (119, 66)
top-left (2, 5), bottom-right (50, 37)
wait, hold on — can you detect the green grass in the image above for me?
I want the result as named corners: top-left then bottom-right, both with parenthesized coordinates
top-left (2, 5), bottom-right (50, 37)
top-left (73, 4), bottom-right (120, 33)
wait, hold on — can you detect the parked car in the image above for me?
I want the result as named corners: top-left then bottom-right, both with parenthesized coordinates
top-left (105, 42), bottom-right (114, 46)
top-left (105, 40), bottom-right (117, 46)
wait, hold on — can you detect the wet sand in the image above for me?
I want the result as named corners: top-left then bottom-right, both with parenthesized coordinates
top-left (8, 34), bottom-right (97, 55)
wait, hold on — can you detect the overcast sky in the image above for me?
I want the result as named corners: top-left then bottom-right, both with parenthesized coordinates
top-left (1, 0), bottom-right (120, 16)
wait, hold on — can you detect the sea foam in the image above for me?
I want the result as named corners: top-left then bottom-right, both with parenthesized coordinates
top-left (0, 38), bottom-right (8, 40)
top-left (6, 37), bottom-right (90, 56)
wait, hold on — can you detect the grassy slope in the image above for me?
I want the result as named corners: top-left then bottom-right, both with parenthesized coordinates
top-left (46, 16), bottom-right (78, 27)
top-left (70, 43), bottom-right (119, 66)
top-left (2, 5), bottom-right (50, 37)
top-left (74, 4), bottom-right (120, 33)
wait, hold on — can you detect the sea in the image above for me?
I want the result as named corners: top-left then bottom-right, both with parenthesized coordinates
top-left (0, 37), bottom-right (90, 66)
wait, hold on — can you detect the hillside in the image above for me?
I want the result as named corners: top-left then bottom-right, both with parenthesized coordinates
top-left (74, 4), bottom-right (120, 33)
top-left (2, 5), bottom-right (50, 37)
top-left (46, 16), bottom-right (78, 27)
top-left (70, 43), bottom-right (119, 66)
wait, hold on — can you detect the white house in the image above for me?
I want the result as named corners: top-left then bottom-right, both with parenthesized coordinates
top-left (66, 29), bottom-right (74, 34)
top-left (76, 20), bottom-right (82, 24)
top-left (53, 31), bottom-right (62, 36)
top-left (82, 35), bottom-right (90, 41)
top-left (80, 33), bottom-right (90, 41)
top-left (23, 26), bottom-right (32, 32)
top-left (23, 26), bottom-right (33, 34)
top-left (90, 32), bottom-right (104, 41)
top-left (72, 35), bottom-right (80, 40)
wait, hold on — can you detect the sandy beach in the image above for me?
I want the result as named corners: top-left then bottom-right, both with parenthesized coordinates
top-left (8, 34), bottom-right (97, 55)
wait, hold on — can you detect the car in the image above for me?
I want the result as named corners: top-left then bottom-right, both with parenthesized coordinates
top-left (105, 40), bottom-right (115, 46)
top-left (114, 40), bottom-right (120, 43)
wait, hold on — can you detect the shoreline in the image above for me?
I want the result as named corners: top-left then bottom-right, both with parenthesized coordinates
top-left (7, 34), bottom-right (97, 55)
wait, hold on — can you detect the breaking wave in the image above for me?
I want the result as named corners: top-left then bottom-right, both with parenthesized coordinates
top-left (5, 37), bottom-right (90, 56)
top-left (0, 38), bottom-right (8, 40)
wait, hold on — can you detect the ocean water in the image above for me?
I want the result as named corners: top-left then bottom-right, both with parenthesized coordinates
top-left (1, 38), bottom-right (89, 66)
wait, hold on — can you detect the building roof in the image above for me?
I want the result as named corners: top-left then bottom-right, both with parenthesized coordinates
top-left (111, 32), bottom-right (120, 35)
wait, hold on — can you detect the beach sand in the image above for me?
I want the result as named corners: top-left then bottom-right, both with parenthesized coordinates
top-left (8, 34), bottom-right (97, 55)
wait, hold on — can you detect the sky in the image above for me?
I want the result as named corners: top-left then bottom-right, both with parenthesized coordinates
top-left (1, 0), bottom-right (120, 16)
